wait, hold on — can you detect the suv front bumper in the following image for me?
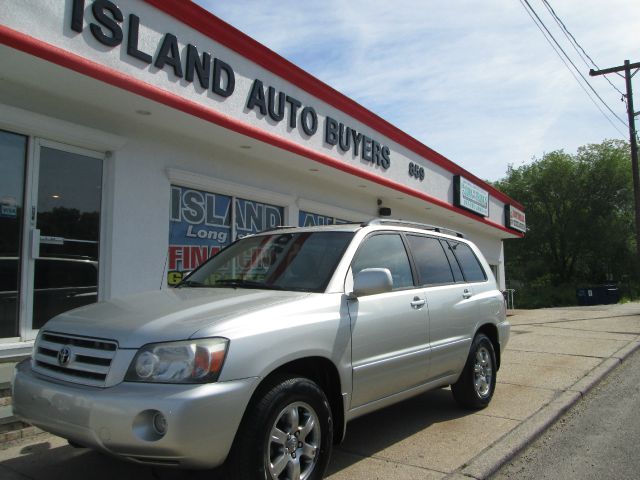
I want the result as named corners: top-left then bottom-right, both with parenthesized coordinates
top-left (12, 359), bottom-right (257, 468)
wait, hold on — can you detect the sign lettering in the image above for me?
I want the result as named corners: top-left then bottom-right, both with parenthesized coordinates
top-left (453, 175), bottom-right (489, 217)
top-left (69, 0), bottom-right (391, 172)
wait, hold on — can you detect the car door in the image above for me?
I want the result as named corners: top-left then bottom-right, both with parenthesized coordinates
top-left (405, 235), bottom-right (478, 381)
top-left (347, 233), bottom-right (430, 408)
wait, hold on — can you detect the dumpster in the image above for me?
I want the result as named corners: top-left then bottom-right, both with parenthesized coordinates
top-left (576, 284), bottom-right (619, 306)
top-left (576, 287), bottom-right (596, 306)
top-left (601, 283), bottom-right (620, 304)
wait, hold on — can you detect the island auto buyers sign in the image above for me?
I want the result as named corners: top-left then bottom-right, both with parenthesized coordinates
top-left (67, 0), bottom-right (393, 173)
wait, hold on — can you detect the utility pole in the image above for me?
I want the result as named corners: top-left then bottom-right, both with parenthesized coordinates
top-left (590, 60), bottom-right (640, 261)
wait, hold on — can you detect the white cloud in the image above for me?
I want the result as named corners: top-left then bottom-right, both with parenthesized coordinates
top-left (195, 0), bottom-right (639, 180)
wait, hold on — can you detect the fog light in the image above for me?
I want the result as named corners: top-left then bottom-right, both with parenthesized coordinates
top-left (132, 409), bottom-right (167, 441)
top-left (152, 412), bottom-right (167, 435)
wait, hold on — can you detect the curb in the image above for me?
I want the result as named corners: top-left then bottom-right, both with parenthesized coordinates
top-left (0, 426), bottom-right (46, 450)
top-left (454, 340), bottom-right (640, 479)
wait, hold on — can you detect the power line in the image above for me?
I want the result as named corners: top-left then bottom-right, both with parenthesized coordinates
top-left (521, 0), bottom-right (628, 128)
top-left (520, 0), bottom-right (628, 134)
top-left (541, 0), bottom-right (626, 97)
top-left (519, 0), bottom-right (627, 137)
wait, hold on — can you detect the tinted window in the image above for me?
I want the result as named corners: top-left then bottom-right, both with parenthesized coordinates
top-left (441, 240), bottom-right (464, 282)
top-left (352, 234), bottom-right (414, 290)
top-left (449, 241), bottom-right (487, 282)
top-left (406, 235), bottom-right (454, 285)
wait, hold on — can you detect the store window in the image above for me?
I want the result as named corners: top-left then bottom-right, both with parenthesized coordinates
top-left (299, 211), bottom-right (350, 226)
top-left (0, 130), bottom-right (27, 338)
top-left (32, 146), bottom-right (103, 329)
top-left (168, 185), bottom-right (284, 285)
top-left (1, 134), bottom-right (103, 338)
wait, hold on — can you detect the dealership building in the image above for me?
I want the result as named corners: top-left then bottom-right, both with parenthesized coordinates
top-left (0, 0), bottom-right (525, 357)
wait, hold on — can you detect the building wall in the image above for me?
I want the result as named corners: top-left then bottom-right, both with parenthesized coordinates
top-left (0, 0), bottom-right (520, 349)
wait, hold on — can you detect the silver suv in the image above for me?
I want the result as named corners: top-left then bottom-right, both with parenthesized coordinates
top-left (13, 220), bottom-right (509, 480)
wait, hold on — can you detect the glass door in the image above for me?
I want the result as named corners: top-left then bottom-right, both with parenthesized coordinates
top-left (0, 130), bottom-right (27, 339)
top-left (25, 141), bottom-right (104, 337)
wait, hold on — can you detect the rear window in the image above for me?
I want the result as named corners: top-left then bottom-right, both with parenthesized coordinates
top-left (440, 240), bottom-right (464, 282)
top-left (406, 235), bottom-right (454, 285)
top-left (448, 241), bottom-right (487, 283)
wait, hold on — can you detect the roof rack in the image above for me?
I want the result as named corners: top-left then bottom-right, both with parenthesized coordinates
top-left (364, 219), bottom-right (465, 238)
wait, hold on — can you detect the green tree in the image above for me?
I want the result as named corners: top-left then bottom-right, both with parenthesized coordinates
top-left (494, 139), bottom-right (635, 307)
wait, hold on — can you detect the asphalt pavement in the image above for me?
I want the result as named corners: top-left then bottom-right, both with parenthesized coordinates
top-left (491, 347), bottom-right (640, 479)
top-left (2, 303), bottom-right (640, 480)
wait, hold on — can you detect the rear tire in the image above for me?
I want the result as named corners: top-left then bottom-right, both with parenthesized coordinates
top-left (226, 375), bottom-right (333, 480)
top-left (452, 333), bottom-right (497, 410)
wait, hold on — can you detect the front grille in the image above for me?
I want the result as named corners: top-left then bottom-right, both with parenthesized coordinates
top-left (33, 332), bottom-right (118, 387)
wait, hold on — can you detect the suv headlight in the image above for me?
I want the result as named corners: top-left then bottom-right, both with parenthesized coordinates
top-left (125, 338), bottom-right (228, 384)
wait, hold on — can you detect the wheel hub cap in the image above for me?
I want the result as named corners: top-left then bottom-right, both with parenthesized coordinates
top-left (473, 346), bottom-right (493, 398)
top-left (266, 401), bottom-right (320, 480)
top-left (286, 435), bottom-right (298, 453)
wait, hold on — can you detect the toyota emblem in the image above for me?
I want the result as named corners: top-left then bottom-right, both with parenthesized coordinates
top-left (57, 346), bottom-right (72, 367)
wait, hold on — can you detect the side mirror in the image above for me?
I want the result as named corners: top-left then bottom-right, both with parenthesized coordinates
top-left (352, 268), bottom-right (393, 297)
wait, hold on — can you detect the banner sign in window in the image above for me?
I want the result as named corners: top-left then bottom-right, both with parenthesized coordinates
top-left (299, 211), bottom-right (350, 226)
top-left (168, 185), bottom-right (284, 285)
top-left (168, 186), bottom-right (231, 285)
top-left (235, 197), bottom-right (284, 238)
top-left (453, 175), bottom-right (489, 217)
top-left (505, 205), bottom-right (526, 233)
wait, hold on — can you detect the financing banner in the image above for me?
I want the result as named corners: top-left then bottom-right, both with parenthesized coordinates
top-left (167, 185), bottom-right (284, 285)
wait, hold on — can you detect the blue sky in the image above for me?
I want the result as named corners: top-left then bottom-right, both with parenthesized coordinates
top-left (194, 0), bottom-right (639, 181)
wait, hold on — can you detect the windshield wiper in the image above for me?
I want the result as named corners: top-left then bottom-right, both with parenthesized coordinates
top-left (177, 280), bottom-right (208, 288)
top-left (213, 279), bottom-right (282, 290)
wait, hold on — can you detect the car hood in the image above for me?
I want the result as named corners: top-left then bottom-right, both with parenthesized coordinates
top-left (42, 288), bottom-right (310, 348)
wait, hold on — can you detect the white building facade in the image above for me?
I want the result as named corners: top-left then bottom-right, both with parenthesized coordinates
top-left (0, 0), bottom-right (525, 356)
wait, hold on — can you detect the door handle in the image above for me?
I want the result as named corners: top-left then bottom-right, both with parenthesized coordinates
top-left (463, 289), bottom-right (472, 299)
top-left (410, 297), bottom-right (426, 308)
top-left (31, 228), bottom-right (41, 259)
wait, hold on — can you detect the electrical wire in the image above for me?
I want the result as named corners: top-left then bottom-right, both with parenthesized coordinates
top-left (519, 0), bottom-right (627, 136)
top-left (522, 0), bottom-right (628, 127)
top-left (541, 0), bottom-right (626, 97)
top-left (520, 0), bottom-right (628, 134)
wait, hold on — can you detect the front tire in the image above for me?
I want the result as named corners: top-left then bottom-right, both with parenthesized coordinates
top-left (226, 375), bottom-right (333, 480)
top-left (451, 333), bottom-right (497, 410)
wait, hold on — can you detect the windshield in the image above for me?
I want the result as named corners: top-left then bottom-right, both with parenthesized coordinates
top-left (178, 231), bottom-right (355, 293)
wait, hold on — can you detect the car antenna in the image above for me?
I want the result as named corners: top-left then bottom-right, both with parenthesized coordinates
top-left (160, 248), bottom-right (169, 289)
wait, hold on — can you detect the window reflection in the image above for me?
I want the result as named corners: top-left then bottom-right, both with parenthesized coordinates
top-left (0, 130), bottom-right (27, 338)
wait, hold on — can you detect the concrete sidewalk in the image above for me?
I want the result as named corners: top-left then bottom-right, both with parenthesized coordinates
top-left (2, 303), bottom-right (640, 480)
